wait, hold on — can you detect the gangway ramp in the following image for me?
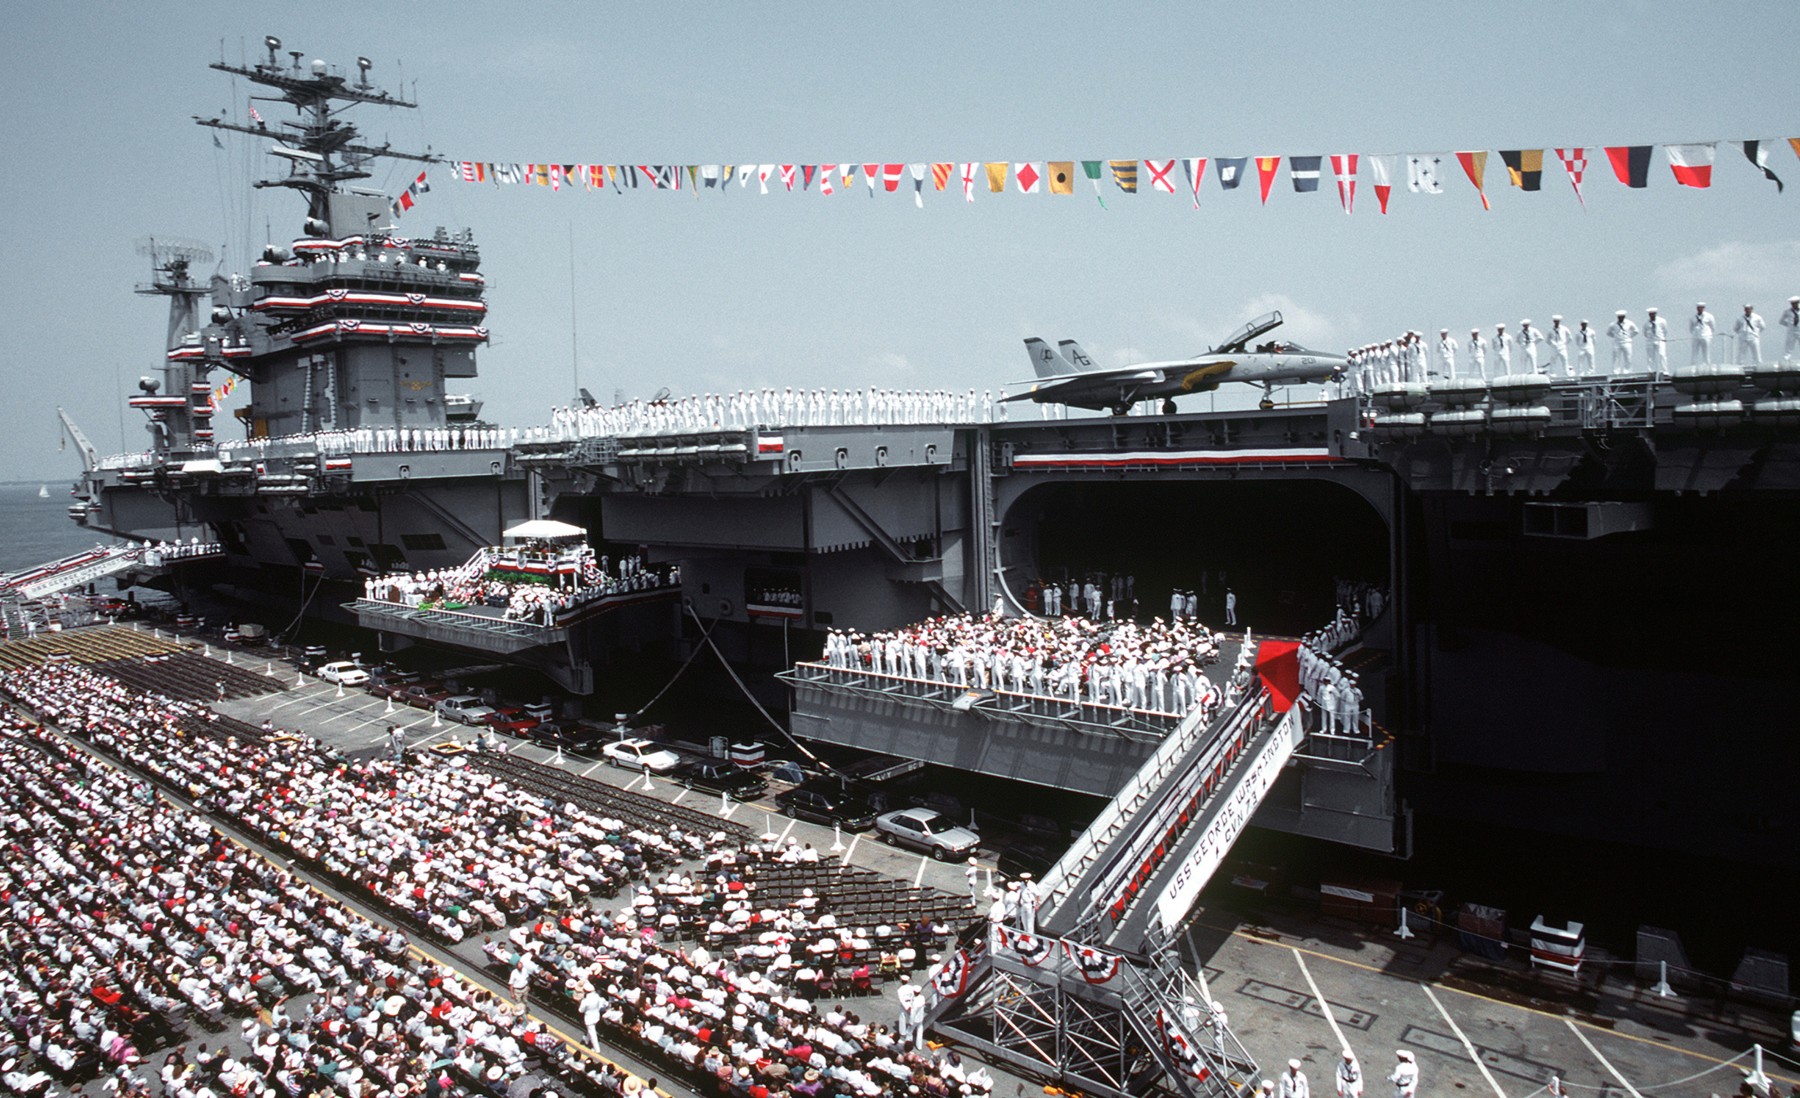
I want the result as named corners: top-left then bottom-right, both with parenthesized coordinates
top-left (927, 681), bottom-right (1303, 1098)
top-left (1039, 686), bottom-right (1304, 951)
top-left (1, 543), bottom-right (225, 604)
top-left (2, 546), bottom-right (144, 602)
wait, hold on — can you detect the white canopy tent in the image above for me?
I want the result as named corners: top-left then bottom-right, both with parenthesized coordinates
top-left (501, 519), bottom-right (587, 541)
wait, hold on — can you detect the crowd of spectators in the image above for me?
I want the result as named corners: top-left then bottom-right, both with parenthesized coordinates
top-left (0, 711), bottom-right (604, 1098)
top-left (366, 547), bottom-right (676, 626)
top-left (819, 612), bottom-right (1224, 718)
top-left (0, 661), bottom-right (1001, 1098)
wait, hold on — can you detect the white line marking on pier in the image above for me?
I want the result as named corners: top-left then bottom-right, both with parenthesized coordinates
top-left (837, 831), bottom-right (858, 865)
top-left (580, 759), bottom-right (606, 777)
top-left (671, 787), bottom-right (689, 805)
top-left (1422, 983), bottom-right (1506, 1098)
top-left (267, 691), bottom-right (323, 712)
top-left (1292, 948), bottom-right (1352, 1060)
top-left (913, 856), bottom-right (929, 888)
top-left (1563, 1018), bottom-right (1642, 1098)
top-left (346, 712), bottom-right (392, 735)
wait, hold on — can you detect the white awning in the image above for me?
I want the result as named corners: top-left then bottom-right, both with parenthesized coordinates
top-left (502, 518), bottom-right (587, 540)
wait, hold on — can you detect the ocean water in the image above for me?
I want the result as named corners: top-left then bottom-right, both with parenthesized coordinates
top-left (0, 481), bottom-right (123, 572)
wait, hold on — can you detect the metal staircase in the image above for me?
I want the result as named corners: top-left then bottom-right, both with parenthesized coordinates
top-left (925, 665), bottom-right (1308, 1098)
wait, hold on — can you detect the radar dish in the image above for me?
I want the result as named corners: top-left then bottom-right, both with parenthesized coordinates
top-left (134, 236), bottom-right (215, 269)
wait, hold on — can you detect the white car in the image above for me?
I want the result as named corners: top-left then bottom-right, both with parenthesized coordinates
top-left (875, 807), bottom-right (982, 860)
top-left (602, 737), bottom-right (683, 773)
top-left (435, 695), bottom-right (499, 725)
top-left (316, 661), bottom-right (370, 687)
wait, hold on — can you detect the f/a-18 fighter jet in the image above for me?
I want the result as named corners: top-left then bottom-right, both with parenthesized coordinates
top-left (1007, 311), bottom-right (1345, 415)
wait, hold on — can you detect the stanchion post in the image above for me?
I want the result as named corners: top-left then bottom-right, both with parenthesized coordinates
top-left (1746, 1045), bottom-right (1769, 1093)
top-left (830, 822), bottom-right (845, 853)
top-left (1650, 960), bottom-right (1677, 999)
top-left (720, 790), bottom-right (731, 817)
top-left (1394, 904), bottom-right (1416, 940)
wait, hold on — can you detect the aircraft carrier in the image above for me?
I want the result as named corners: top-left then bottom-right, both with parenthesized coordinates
top-left (57, 39), bottom-right (1800, 985)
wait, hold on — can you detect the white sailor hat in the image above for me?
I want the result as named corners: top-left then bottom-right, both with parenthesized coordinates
top-left (1470, 327), bottom-right (1480, 334)
top-left (1495, 322), bottom-right (1506, 328)
top-left (1697, 301), bottom-right (1707, 308)
top-left (1616, 309), bottom-right (1627, 316)
top-left (1551, 314), bottom-right (1562, 321)
top-left (1290, 1059), bottom-right (1303, 1071)
top-left (1789, 295), bottom-right (1799, 303)
top-left (1647, 307), bottom-right (1657, 313)
top-left (1396, 1050), bottom-right (1414, 1061)
top-left (1745, 303), bottom-right (1755, 309)
top-left (1439, 328), bottom-right (1448, 334)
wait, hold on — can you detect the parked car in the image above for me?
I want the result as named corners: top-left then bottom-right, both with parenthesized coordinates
top-left (401, 682), bottom-right (452, 709)
top-left (875, 807), bottom-right (981, 860)
top-left (675, 759), bottom-right (768, 800)
top-left (485, 706), bottom-right (540, 734)
top-left (602, 737), bottom-right (683, 773)
top-left (436, 695), bottom-right (499, 726)
top-left (775, 780), bottom-right (877, 830)
top-left (316, 660), bottom-right (370, 687)
top-left (369, 670), bottom-right (422, 699)
top-left (996, 842), bottom-right (1058, 882)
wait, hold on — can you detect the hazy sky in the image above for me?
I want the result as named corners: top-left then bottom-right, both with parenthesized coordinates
top-left (2, 0), bottom-right (1796, 481)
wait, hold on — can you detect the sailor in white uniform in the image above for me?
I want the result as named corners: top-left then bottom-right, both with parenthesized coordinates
top-left (1644, 308), bottom-right (1669, 376)
top-left (1492, 323), bottom-right (1513, 374)
top-left (1518, 319), bottom-right (1544, 373)
top-left (1690, 302), bottom-right (1716, 365)
top-left (1606, 310), bottom-right (1639, 373)
top-left (1577, 320), bottom-right (1597, 375)
top-left (1737, 304), bottom-right (1766, 364)
top-left (1546, 316), bottom-right (1573, 376)
top-left (1437, 329), bottom-right (1457, 377)
top-left (1388, 1050), bottom-right (1418, 1098)
top-left (1781, 296), bottom-right (1800, 358)
top-left (1467, 328), bottom-right (1487, 379)
top-left (1336, 1049), bottom-right (1364, 1098)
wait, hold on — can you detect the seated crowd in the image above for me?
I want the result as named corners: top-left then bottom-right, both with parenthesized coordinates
top-left (819, 612), bottom-right (1224, 718)
top-left (366, 548), bottom-right (677, 626)
top-left (0, 714), bottom-right (600, 1098)
top-left (0, 663), bottom-right (999, 1098)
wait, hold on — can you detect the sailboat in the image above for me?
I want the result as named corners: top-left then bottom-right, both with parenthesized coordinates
top-left (37, 485), bottom-right (49, 499)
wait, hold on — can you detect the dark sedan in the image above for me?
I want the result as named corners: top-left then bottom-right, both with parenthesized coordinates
top-left (774, 780), bottom-right (877, 831)
top-left (675, 760), bottom-right (768, 800)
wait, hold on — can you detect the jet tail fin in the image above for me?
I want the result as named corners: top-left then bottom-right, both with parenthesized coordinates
top-left (1024, 337), bottom-right (1073, 378)
top-left (1057, 340), bottom-right (1098, 372)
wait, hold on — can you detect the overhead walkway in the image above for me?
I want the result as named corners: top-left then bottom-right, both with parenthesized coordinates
top-left (1, 543), bottom-right (223, 603)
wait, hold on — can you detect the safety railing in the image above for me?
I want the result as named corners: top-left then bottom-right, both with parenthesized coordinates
top-left (783, 660), bottom-right (1190, 740)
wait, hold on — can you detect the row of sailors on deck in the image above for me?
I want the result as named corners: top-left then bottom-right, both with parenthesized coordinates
top-left (1358, 297), bottom-right (1800, 386)
top-left (821, 612), bottom-right (1229, 718)
top-left (222, 424), bottom-right (510, 458)
top-left (551, 386), bottom-right (1003, 439)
